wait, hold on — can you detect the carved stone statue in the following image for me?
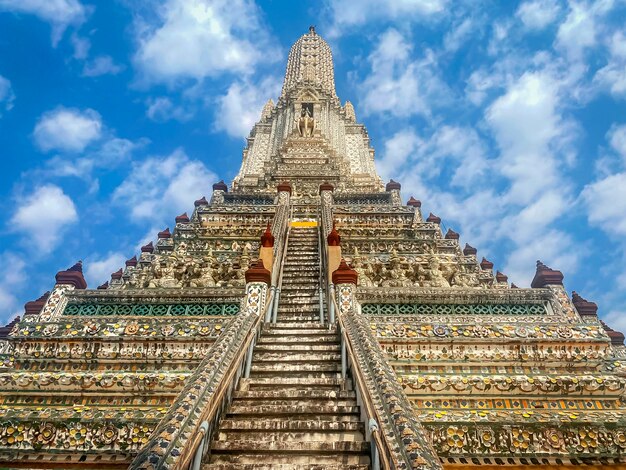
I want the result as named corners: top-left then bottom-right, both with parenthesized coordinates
top-left (297, 107), bottom-right (315, 137)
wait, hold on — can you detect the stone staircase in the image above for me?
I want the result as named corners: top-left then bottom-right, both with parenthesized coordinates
top-left (203, 226), bottom-right (371, 469)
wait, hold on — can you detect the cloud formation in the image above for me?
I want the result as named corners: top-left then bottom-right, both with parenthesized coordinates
top-left (112, 149), bottom-right (217, 225)
top-left (0, 74), bottom-right (15, 115)
top-left (133, 0), bottom-right (279, 84)
top-left (33, 107), bottom-right (102, 153)
top-left (10, 184), bottom-right (78, 253)
top-left (0, 0), bottom-right (87, 45)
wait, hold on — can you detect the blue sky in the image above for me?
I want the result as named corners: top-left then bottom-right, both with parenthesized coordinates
top-left (1, 0), bottom-right (626, 330)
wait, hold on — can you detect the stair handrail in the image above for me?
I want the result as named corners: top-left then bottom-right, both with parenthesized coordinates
top-left (317, 206), bottom-right (327, 324)
top-left (270, 203), bottom-right (293, 323)
top-left (331, 294), bottom-right (392, 469)
top-left (331, 292), bottom-right (443, 470)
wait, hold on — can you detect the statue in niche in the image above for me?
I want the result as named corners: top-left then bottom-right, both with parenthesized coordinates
top-left (297, 104), bottom-right (315, 137)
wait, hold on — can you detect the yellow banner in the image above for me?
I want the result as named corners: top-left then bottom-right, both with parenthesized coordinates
top-left (290, 220), bottom-right (318, 227)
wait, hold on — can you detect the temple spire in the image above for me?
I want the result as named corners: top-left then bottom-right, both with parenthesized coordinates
top-left (280, 27), bottom-right (337, 99)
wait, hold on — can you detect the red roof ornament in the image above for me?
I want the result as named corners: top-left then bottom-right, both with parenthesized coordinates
top-left (244, 259), bottom-right (271, 285)
top-left (463, 244), bottom-right (477, 256)
top-left (111, 268), bottom-right (123, 280)
top-left (194, 196), bottom-right (208, 207)
top-left (332, 258), bottom-right (358, 285)
top-left (260, 222), bottom-right (275, 248)
top-left (175, 212), bottom-right (190, 223)
top-left (277, 181), bottom-right (292, 194)
top-left (495, 271), bottom-right (508, 283)
top-left (600, 320), bottom-right (625, 346)
top-left (385, 179), bottom-right (401, 191)
top-left (319, 182), bottom-right (334, 194)
top-left (426, 213), bottom-right (441, 224)
top-left (407, 197), bottom-right (421, 208)
top-left (445, 229), bottom-right (459, 240)
top-left (327, 222), bottom-right (341, 247)
top-left (157, 228), bottom-right (171, 239)
top-left (125, 256), bottom-right (138, 267)
top-left (55, 261), bottom-right (87, 289)
top-left (97, 281), bottom-right (109, 290)
top-left (24, 291), bottom-right (50, 316)
top-left (572, 291), bottom-right (598, 317)
top-left (531, 260), bottom-right (564, 288)
top-left (480, 257), bottom-right (494, 270)
top-left (212, 180), bottom-right (228, 192)
top-left (141, 241), bottom-right (154, 253)
top-left (0, 316), bottom-right (21, 339)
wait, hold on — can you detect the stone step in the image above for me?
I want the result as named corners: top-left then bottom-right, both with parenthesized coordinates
top-left (227, 403), bottom-right (359, 416)
top-left (231, 397), bottom-right (357, 409)
top-left (257, 335), bottom-right (338, 344)
top-left (253, 352), bottom-right (342, 362)
top-left (276, 309), bottom-right (321, 316)
top-left (253, 344), bottom-right (338, 353)
top-left (233, 390), bottom-right (356, 400)
top-left (216, 429), bottom-right (365, 444)
top-left (241, 377), bottom-right (347, 390)
top-left (209, 442), bottom-right (370, 464)
top-left (272, 317), bottom-right (325, 323)
top-left (266, 321), bottom-right (327, 329)
top-left (262, 325), bottom-right (333, 333)
top-left (250, 363), bottom-right (341, 373)
top-left (204, 464), bottom-right (369, 470)
top-left (262, 327), bottom-right (334, 335)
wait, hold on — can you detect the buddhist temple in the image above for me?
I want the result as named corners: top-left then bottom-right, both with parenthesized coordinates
top-left (1, 26), bottom-right (625, 470)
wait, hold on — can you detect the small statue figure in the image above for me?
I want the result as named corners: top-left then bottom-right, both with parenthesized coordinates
top-left (297, 106), bottom-right (315, 137)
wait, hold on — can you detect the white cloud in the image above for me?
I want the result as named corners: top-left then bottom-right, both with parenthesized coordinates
top-left (608, 123), bottom-right (626, 162)
top-left (602, 309), bottom-right (626, 335)
top-left (33, 107), bottom-right (102, 153)
top-left (486, 71), bottom-right (572, 205)
top-left (325, 0), bottom-right (447, 35)
top-left (0, 252), bottom-right (26, 322)
top-left (444, 18), bottom-right (475, 53)
top-left (0, 75), bottom-right (15, 114)
top-left (71, 33), bottom-right (90, 59)
top-left (0, 0), bottom-right (87, 45)
top-left (555, 2), bottom-right (596, 59)
top-left (594, 31), bottom-right (626, 99)
top-left (112, 149), bottom-right (217, 223)
top-left (555, 0), bottom-right (616, 60)
top-left (85, 252), bottom-right (127, 286)
top-left (146, 97), bottom-right (194, 122)
top-left (376, 128), bottom-right (422, 180)
top-left (357, 29), bottom-right (449, 118)
top-left (214, 76), bottom-right (281, 138)
top-left (516, 0), bottom-right (561, 30)
top-left (11, 184), bottom-right (78, 253)
top-left (82, 55), bottom-right (124, 77)
top-left (133, 0), bottom-right (279, 84)
top-left (43, 137), bottom-right (145, 181)
top-left (581, 172), bottom-right (626, 236)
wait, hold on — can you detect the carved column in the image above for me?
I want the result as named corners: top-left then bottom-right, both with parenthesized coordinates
top-left (210, 180), bottom-right (228, 205)
top-left (386, 179), bottom-right (402, 206)
top-left (319, 182), bottom-right (334, 238)
top-left (244, 259), bottom-right (271, 316)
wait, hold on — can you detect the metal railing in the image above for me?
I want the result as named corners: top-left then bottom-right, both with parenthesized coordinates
top-left (317, 214), bottom-right (326, 325)
top-left (268, 204), bottom-right (292, 323)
